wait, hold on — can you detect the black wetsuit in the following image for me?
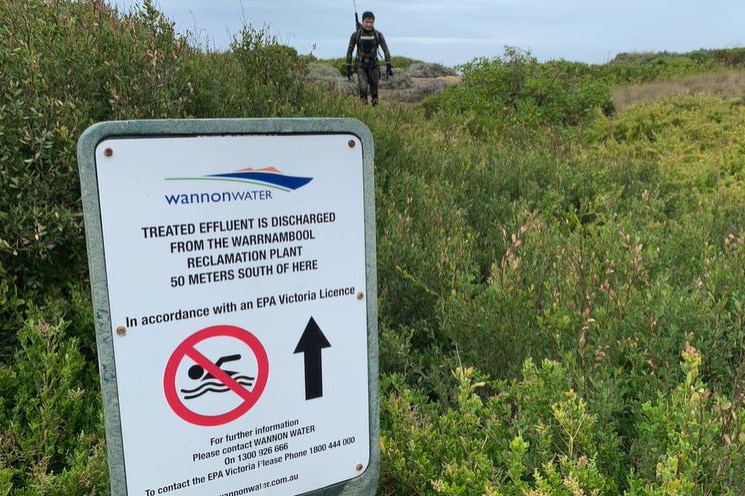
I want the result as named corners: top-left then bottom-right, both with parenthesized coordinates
top-left (346, 28), bottom-right (391, 105)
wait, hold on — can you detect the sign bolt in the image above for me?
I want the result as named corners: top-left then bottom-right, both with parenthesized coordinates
top-left (104, 147), bottom-right (113, 157)
top-left (356, 463), bottom-right (364, 471)
top-left (348, 140), bottom-right (356, 148)
top-left (356, 292), bottom-right (364, 300)
top-left (116, 326), bottom-right (127, 336)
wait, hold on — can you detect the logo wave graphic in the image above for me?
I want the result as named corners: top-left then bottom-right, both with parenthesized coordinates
top-left (167, 167), bottom-right (312, 191)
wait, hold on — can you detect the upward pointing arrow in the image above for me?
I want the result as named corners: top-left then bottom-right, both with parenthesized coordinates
top-left (293, 317), bottom-right (331, 400)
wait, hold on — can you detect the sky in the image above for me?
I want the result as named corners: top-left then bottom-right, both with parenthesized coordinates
top-left (111, 0), bottom-right (745, 67)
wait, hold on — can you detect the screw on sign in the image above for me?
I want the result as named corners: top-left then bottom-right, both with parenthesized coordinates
top-left (163, 325), bottom-right (269, 426)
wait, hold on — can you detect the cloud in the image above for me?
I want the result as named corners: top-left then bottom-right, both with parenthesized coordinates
top-left (112, 0), bottom-right (745, 66)
top-left (394, 36), bottom-right (504, 46)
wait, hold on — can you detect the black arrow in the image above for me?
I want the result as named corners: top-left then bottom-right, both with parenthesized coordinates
top-left (293, 316), bottom-right (331, 400)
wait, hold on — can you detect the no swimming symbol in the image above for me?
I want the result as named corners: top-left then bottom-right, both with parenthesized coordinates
top-left (163, 325), bottom-right (269, 427)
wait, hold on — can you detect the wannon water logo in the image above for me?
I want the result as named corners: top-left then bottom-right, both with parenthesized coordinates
top-left (163, 167), bottom-right (313, 206)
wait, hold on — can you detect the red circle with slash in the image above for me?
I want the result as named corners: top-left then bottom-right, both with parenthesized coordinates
top-left (163, 325), bottom-right (269, 426)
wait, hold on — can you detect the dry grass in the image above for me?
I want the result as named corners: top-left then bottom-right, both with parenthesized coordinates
top-left (612, 70), bottom-right (745, 112)
top-left (380, 76), bottom-right (462, 104)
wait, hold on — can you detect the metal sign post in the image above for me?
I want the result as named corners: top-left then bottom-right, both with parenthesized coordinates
top-left (77, 119), bottom-right (379, 496)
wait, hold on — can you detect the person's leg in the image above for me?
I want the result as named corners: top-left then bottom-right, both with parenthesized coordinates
top-left (357, 65), bottom-right (369, 104)
top-left (369, 65), bottom-right (380, 106)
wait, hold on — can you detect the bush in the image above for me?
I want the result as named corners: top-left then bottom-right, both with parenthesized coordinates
top-left (403, 62), bottom-right (457, 78)
top-left (184, 29), bottom-right (311, 119)
top-left (422, 46), bottom-right (614, 133)
top-left (225, 26), bottom-right (309, 116)
top-left (381, 350), bottom-right (745, 494)
top-left (605, 47), bottom-right (745, 84)
top-left (0, 0), bottom-right (195, 348)
top-left (4, 2), bottom-right (745, 495)
top-left (0, 301), bottom-right (106, 494)
top-left (627, 344), bottom-right (745, 493)
top-left (381, 363), bottom-right (618, 494)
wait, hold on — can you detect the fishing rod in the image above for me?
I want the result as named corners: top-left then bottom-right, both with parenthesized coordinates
top-left (353, 0), bottom-right (361, 30)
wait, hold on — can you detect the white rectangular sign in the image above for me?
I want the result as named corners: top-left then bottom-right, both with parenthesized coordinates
top-left (86, 128), bottom-right (374, 496)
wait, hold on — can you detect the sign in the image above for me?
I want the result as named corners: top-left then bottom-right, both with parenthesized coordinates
top-left (77, 119), bottom-right (378, 496)
top-left (163, 325), bottom-right (269, 426)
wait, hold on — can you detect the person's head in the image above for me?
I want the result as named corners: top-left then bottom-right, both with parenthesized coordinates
top-left (361, 11), bottom-right (375, 30)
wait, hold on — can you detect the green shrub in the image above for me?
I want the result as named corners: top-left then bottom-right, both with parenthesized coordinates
top-left (422, 46), bottom-right (614, 132)
top-left (184, 26), bottom-right (310, 118)
top-left (0, 306), bottom-right (106, 494)
top-left (227, 26), bottom-right (309, 116)
top-left (4, 2), bottom-right (745, 495)
top-left (381, 349), bottom-right (745, 494)
top-left (403, 62), bottom-right (457, 78)
top-left (605, 47), bottom-right (745, 84)
top-left (380, 363), bottom-right (618, 494)
top-left (628, 344), bottom-right (745, 494)
top-left (605, 51), bottom-right (715, 84)
top-left (0, 0), bottom-right (193, 301)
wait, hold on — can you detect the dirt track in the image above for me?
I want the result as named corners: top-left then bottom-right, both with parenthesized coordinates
top-left (379, 75), bottom-right (462, 104)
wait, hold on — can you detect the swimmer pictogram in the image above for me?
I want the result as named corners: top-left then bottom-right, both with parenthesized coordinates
top-left (180, 354), bottom-right (256, 399)
top-left (163, 325), bottom-right (269, 427)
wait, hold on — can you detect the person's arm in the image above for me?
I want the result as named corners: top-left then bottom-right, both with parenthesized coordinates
top-left (346, 32), bottom-right (357, 65)
top-left (378, 31), bottom-right (393, 76)
top-left (378, 31), bottom-right (391, 63)
top-left (345, 32), bottom-right (357, 79)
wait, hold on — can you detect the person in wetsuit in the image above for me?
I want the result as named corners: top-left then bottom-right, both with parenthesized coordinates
top-left (345, 11), bottom-right (393, 106)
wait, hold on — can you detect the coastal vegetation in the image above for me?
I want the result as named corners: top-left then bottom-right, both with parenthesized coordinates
top-left (2, 0), bottom-right (745, 494)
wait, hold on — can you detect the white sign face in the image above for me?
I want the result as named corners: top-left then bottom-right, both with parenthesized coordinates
top-left (94, 134), bottom-right (370, 496)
